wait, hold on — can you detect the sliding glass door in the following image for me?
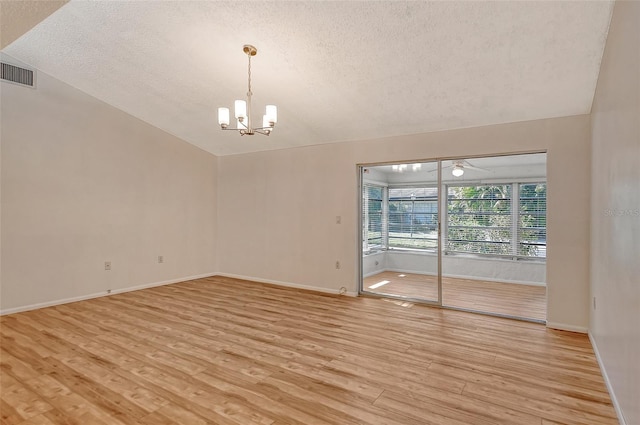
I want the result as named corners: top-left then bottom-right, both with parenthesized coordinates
top-left (359, 153), bottom-right (547, 322)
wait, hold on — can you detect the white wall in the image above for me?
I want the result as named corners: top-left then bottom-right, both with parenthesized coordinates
top-left (364, 251), bottom-right (545, 285)
top-left (363, 251), bottom-right (387, 277)
top-left (1, 68), bottom-right (218, 313)
top-left (590, 1), bottom-right (640, 424)
top-left (217, 114), bottom-right (591, 330)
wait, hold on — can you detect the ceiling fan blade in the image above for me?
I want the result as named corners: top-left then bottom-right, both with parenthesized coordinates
top-left (425, 164), bottom-right (455, 173)
top-left (427, 162), bottom-right (490, 173)
top-left (465, 165), bottom-right (490, 172)
top-left (462, 161), bottom-right (491, 172)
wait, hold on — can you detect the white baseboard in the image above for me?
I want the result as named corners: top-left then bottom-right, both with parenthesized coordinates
top-left (375, 268), bottom-right (546, 286)
top-left (108, 273), bottom-right (218, 295)
top-left (363, 270), bottom-right (385, 278)
top-left (589, 332), bottom-right (627, 425)
top-left (0, 272), bottom-right (218, 316)
top-left (215, 272), bottom-right (358, 297)
top-left (545, 321), bottom-right (588, 333)
top-left (442, 272), bottom-right (546, 287)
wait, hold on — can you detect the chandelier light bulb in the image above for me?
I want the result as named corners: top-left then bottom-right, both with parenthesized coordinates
top-left (218, 107), bottom-right (230, 128)
top-left (266, 105), bottom-right (278, 125)
top-left (263, 115), bottom-right (272, 133)
top-left (234, 100), bottom-right (247, 120)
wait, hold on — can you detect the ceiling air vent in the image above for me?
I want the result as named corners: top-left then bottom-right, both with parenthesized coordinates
top-left (1, 62), bottom-right (35, 87)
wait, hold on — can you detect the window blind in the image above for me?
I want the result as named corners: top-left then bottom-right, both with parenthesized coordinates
top-left (363, 181), bottom-right (546, 259)
top-left (388, 187), bottom-right (438, 250)
top-left (447, 185), bottom-right (513, 255)
top-left (518, 183), bottom-right (547, 258)
top-left (363, 184), bottom-right (384, 251)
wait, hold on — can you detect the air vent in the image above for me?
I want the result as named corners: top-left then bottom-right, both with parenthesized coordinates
top-left (1, 62), bottom-right (35, 87)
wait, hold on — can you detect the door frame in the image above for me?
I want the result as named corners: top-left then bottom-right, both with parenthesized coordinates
top-left (357, 151), bottom-right (548, 324)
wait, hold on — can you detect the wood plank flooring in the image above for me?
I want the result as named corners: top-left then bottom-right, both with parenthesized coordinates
top-left (364, 271), bottom-right (546, 321)
top-left (1, 276), bottom-right (617, 425)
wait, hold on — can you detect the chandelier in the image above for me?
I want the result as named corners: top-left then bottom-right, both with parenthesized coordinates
top-left (217, 44), bottom-right (277, 136)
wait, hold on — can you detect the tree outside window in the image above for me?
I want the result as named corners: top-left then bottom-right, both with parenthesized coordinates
top-left (363, 182), bottom-right (546, 259)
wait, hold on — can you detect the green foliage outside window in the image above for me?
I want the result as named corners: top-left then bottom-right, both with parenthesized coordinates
top-left (447, 184), bottom-right (546, 258)
top-left (518, 183), bottom-right (547, 257)
top-left (447, 185), bottom-right (512, 255)
top-left (364, 182), bottom-right (546, 258)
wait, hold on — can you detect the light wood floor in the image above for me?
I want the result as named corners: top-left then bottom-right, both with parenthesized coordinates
top-left (364, 271), bottom-right (547, 321)
top-left (1, 276), bottom-right (617, 425)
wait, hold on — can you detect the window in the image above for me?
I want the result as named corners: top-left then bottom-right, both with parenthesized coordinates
top-left (388, 187), bottom-right (438, 250)
top-left (362, 184), bottom-right (384, 252)
top-left (447, 183), bottom-right (546, 258)
top-left (518, 183), bottom-right (547, 258)
top-left (447, 185), bottom-right (512, 255)
top-left (363, 178), bottom-right (546, 259)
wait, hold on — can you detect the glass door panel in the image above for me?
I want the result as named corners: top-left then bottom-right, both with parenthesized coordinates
top-left (440, 154), bottom-right (547, 321)
top-left (360, 161), bottom-right (440, 303)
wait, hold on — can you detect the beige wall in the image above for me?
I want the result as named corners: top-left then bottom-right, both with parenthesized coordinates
top-left (1, 68), bottom-right (218, 313)
top-left (1, 63), bottom-right (593, 332)
top-left (218, 114), bottom-right (591, 331)
top-left (590, 1), bottom-right (640, 424)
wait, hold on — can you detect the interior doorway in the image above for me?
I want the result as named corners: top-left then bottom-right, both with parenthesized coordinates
top-left (359, 153), bottom-right (547, 322)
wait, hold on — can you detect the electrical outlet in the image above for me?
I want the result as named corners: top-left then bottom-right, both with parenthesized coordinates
top-left (335, 261), bottom-right (340, 269)
top-left (104, 261), bottom-right (111, 271)
top-left (158, 255), bottom-right (164, 264)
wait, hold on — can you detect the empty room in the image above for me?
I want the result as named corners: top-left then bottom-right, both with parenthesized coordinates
top-left (1, 1), bottom-right (638, 425)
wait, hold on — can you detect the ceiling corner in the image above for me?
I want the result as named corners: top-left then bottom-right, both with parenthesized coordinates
top-left (1, 0), bottom-right (68, 49)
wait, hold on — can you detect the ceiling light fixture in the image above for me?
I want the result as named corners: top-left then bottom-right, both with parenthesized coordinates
top-left (218, 45), bottom-right (277, 136)
top-left (452, 164), bottom-right (465, 177)
top-left (391, 163), bottom-right (422, 173)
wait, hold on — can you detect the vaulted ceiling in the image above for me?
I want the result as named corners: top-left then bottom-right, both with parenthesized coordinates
top-left (2, 1), bottom-right (614, 156)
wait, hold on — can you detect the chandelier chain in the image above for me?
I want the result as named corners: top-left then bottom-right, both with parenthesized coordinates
top-left (247, 53), bottom-right (252, 96)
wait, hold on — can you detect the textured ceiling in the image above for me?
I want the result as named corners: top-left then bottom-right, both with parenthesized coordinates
top-left (2, 1), bottom-right (613, 156)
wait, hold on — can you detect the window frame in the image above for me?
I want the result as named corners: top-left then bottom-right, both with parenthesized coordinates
top-left (445, 181), bottom-right (546, 260)
top-left (387, 185), bottom-right (439, 251)
top-left (362, 180), bottom-right (547, 261)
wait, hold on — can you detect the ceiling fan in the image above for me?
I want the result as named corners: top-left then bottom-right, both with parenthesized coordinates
top-left (427, 160), bottom-right (490, 177)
